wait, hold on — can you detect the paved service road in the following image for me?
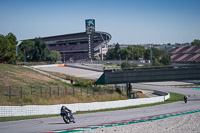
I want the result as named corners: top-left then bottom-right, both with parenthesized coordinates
top-left (0, 84), bottom-right (200, 133)
top-left (38, 66), bottom-right (103, 80)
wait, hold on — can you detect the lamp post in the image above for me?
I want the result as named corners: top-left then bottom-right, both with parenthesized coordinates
top-left (150, 44), bottom-right (153, 66)
top-left (132, 46), bottom-right (134, 61)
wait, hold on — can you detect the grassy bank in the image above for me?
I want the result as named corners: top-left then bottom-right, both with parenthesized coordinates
top-left (0, 64), bottom-right (68, 90)
top-left (0, 64), bottom-right (129, 106)
top-left (0, 92), bottom-right (184, 122)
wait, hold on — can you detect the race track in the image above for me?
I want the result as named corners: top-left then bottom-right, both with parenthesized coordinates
top-left (0, 84), bottom-right (200, 133)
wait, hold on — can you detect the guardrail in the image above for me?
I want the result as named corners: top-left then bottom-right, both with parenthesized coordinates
top-left (0, 92), bottom-right (170, 117)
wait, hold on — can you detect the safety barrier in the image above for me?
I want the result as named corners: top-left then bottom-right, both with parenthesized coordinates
top-left (0, 92), bottom-right (169, 117)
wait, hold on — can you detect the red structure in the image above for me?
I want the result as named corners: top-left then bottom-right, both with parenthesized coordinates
top-left (168, 46), bottom-right (200, 64)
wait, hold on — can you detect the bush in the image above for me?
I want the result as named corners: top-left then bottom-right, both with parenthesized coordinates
top-left (115, 87), bottom-right (122, 94)
top-left (121, 61), bottom-right (131, 69)
top-left (153, 59), bottom-right (163, 66)
top-left (74, 79), bottom-right (94, 88)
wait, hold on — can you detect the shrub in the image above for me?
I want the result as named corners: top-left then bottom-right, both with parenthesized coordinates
top-left (121, 61), bottom-right (131, 69)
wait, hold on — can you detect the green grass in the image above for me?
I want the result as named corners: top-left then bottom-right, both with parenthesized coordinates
top-left (17, 61), bottom-right (53, 66)
top-left (0, 114), bottom-right (59, 122)
top-left (0, 92), bottom-right (184, 122)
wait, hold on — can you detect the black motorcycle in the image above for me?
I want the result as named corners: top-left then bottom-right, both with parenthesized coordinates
top-left (183, 96), bottom-right (188, 103)
top-left (60, 106), bottom-right (75, 124)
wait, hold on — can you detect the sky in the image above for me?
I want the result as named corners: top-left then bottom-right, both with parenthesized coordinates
top-left (0, 0), bottom-right (200, 44)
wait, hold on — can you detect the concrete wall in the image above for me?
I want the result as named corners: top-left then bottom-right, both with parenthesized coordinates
top-left (0, 93), bottom-right (169, 117)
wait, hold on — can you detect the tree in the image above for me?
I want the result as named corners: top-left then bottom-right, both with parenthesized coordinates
top-left (119, 48), bottom-right (131, 60)
top-left (20, 40), bottom-right (35, 62)
top-left (0, 33), bottom-right (19, 63)
top-left (160, 54), bottom-right (172, 65)
top-left (46, 50), bottom-right (61, 62)
top-left (133, 46), bottom-right (145, 60)
top-left (106, 48), bottom-right (115, 60)
top-left (114, 43), bottom-right (120, 60)
top-left (191, 39), bottom-right (200, 46)
top-left (20, 38), bottom-right (61, 62)
top-left (105, 44), bottom-right (171, 66)
top-left (153, 59), bottom-right (163, 66)
top-left (33, 38), bottom-right (48, 61)
top-left (121, 61), bottom-right (131, 69)
top-left (144, 48), bottom-right (150, 60)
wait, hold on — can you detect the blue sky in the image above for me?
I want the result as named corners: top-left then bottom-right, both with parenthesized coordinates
top-left (0, 0), bottom-right (200, 44)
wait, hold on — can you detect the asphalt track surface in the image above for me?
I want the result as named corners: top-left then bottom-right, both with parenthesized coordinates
top-left (0, 84), bottom-right (200, 133)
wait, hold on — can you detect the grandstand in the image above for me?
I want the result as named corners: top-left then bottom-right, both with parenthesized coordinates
top-left (168, 46), bottom-right (200, 64)
top-left (37, 31), bottom-right (111, 62)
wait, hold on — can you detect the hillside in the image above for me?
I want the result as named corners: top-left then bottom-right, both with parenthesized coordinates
top-left (0, 64), bottom-right (68, 89)
top-left (0, 64), bottom-right (127, 105)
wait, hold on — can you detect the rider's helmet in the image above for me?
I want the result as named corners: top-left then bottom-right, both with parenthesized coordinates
top-left (61, 106), bottom-right (67, 112)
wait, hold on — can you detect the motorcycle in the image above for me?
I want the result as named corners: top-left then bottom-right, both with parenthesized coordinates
top-left (183, 96), bottom-right (188, 103)
top-left (60, 106), bottom-right (76, 124)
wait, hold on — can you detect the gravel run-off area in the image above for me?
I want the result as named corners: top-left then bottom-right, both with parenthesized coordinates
top-left (79, 112), bottom-right (200, 133)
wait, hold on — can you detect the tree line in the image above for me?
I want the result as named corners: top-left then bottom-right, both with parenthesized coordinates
top-left (0, 33), bottom-right (61, 63)
top-left (1, 32), bottom-right (200, 64)
top-left (191, 39), bottom-right (200, 46)
top-left (106, 43), bottom-right (172, 66)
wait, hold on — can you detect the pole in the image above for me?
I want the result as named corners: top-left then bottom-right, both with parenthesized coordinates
top-left (49, 87), bottom-right (51, 97)
top-left (20, 86), bottom-right (23, 99)
top-left (9, 86), bottom-right (11, 100)
top-left (126, 83), bottom-right (129, 98)
top-left (30, 86), bottom-right (33, 95)
top-left (58, 86), bottom-right (60, 96)
top-left (98, 86), bottom-right (100, 95)
top-left (150, 44), bottom-right (152, 66)
top-left (16, 45), bottom-right (18, 56)
top-left (40, 88), bottom-right (42, 98)
top-left (65, 86), bottom-right (67, 95)
top-left (101, 44), bottom-right (103, 61)
top-left (132, 46), bottom-right (134, 60)
top-left (24, 49), bottom-right (26, 63)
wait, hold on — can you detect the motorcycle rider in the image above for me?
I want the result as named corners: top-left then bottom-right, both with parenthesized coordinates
top-left (61, 106), bottom-right (75, 122)
top-left (183, 95), bottom-right (188, 103)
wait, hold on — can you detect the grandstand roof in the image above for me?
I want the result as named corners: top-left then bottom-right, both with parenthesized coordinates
top-left (25, 31), bottom-right (111, 43)
top-left (41, 32), bottom-right (88, 42)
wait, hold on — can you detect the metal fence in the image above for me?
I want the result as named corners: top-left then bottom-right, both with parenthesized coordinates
top-left (1, 85), bottom-right (126, 100)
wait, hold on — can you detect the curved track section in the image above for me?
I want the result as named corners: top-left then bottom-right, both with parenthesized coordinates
top-left (0, 85), bottom-right (200, 133)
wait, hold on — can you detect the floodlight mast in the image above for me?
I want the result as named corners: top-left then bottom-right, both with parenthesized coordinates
top-left (16, 42), bottom-right (21, 57)
top-left (99, 32), bottom-right (104, 61)
top-left (150, 44), bottom-right (153, 66)
top-left (15, 41), bottom-right (22, 64)
top-left (97, 31), bottom-right (112, 61)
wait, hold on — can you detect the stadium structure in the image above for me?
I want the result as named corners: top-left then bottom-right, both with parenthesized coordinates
top-left (42, 31), bottom-right (111, 62)
top-left (168, 46), bottom-right (200, 64)
top-left (26, 19), bottom-right (112, 62)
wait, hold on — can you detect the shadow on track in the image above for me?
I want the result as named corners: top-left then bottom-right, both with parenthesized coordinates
top-left (48, 123), bottom-right (67, 125)
top-left (188, 99), bottom-right (200, 101)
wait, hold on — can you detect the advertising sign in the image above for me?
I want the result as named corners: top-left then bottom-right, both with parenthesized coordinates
top-left (102, 48), bottom-right (108, 54)
top-left (86, 19), bottom-right (95, 34)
